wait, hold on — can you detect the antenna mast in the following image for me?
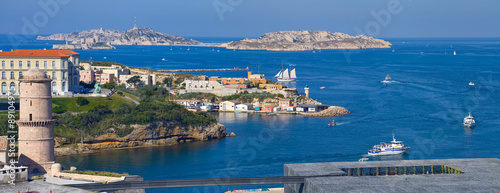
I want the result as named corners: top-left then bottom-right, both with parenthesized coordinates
top-left (134, 15), bottom-right (137, 28)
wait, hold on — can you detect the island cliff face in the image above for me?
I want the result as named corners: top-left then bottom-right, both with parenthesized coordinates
top-left (223, 30), bottom-right (391, 51)
top-left (54, 122), bottom-right (227, 156)
top-left (37, 27), bottom-right (200, 46)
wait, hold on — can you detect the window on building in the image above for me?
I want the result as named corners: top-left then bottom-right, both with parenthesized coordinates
top-left (52, 82), bottom-right (57, 93)
top-left (1, 61), bottom-right (4, 67)
top-left (1, 82), bottom-right (6, 93)
top-left (19, 61), bottom-right (22, 67)
top-left (62, 61), bottom-right (66, 68)
top-left (19, 72), bottom-right (22, 79)
top-left (52, 72), bottom-right (56, 80)
top-left (62, 72), bottom-right (66, 79)
top-left (1, 72), bottom-right (5, 79)
top-left (27, 61), bottom-right (31, 67)
top-left (36, 61), bottom-right (39, 67)
top-left (10, 61), bottom-right (14, 67)
top-left (44, 61), bottom-right (47, 68)
top-left (10, 82), bottom-right (15, 92)
top-left (62, 82), bottom-right (66, 91)
top-left (18, 83), bottom-right (20, 92)
top-left (52, 61), bottom-right (56, 68)
top-left (10, 72), bottom-right (14, 79)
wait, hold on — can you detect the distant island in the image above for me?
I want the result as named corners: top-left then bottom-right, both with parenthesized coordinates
top-left (37, 27), bottom-right (201, 49)
top-left (38, 28), bottom-right (390, 51)
top-left (222, 30), bottom-right (391, 51)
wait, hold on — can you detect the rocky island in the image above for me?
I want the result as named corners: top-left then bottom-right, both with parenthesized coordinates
top-left (37, 27), bottom-right (201, 49)
top-left (222, 30), bottom-right (391, 51)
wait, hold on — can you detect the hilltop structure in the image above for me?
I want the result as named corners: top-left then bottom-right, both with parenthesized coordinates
top-left (16, 68), bottom-right (56, 174)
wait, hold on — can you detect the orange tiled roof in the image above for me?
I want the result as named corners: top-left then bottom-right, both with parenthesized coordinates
top-left (0, 50), bottom-right (80, 58)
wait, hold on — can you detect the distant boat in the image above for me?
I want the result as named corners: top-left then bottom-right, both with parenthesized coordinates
top-left (392, 49), bottom-right (395, 52)
top-left (358, 157), bottom-right (369, 162)
top-left (368, 135), bottom-right (410, 156)
top-left (162, 58), bottom-right (166, 61)
top-left (453, 51), bottom-right (457, 55)
top-left (463, 113), bottom-right (476, 128)
top-left (328, 120), bottom-right (336, 127)
top-left (381, 75), bottom-right (395, 84)
top-left (275, 63), bottom-right (296, 82)
top-left (469, 82), bottom-right (475, 86)
top-left (170, 46), bottom-right (173, 51)
top-left (187, 46), bottom-right (190, 51)
top-left (320, 86), bottom-right (325, 89)
top-left (267, 113), bottom-right (277, 116)
top-left (103, 57), bottom-right (107, 59)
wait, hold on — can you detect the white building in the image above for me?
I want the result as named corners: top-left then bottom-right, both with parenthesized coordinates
top-left (219, 100), bottom-right (240, 111)
top-left (182, 80), bottom-right (225, 90)
top-left (235, 103), bottom-right (253, 111)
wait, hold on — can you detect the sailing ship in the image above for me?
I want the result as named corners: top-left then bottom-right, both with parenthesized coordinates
top-left (275, 63), bottom-right (296, 81)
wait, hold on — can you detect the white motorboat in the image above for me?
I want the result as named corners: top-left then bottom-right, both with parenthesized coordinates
top-left (381, 75), bottom-right (395, 84)
top-left (463, 113), bottom-right (476, 127)
top-left (368, 135), bottom-right (410, 156)
top-left (469, 82), bottom-right (475, 86)
top-left (328, 120), bottom-right (336, 127)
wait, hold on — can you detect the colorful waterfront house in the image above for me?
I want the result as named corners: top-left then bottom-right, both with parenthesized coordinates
top-left (296, 106), bottom-right (305, 112)
top-left (254, 106), bottom-right (261, 111)
top-left (263, 103), bottom-right (275, 112)
top-left (287, 106), bottom-right (296, 111)
top-left (235, 103), bottom-right (253, 111)
top-left (279, 98), bottom-right (292, 110)
top-left (219, 100), bottom-right (241, 111)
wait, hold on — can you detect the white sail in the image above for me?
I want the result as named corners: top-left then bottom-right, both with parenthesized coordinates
top-left (290, 68), bottom-right (296, 79)
top-left (274, 71), bottom-right (282, 78)
top-left (282, 68), bottom-right (289, 79)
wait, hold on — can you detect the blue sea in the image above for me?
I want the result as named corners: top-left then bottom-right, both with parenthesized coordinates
top-left (1, 35), bottom-right (500, 192)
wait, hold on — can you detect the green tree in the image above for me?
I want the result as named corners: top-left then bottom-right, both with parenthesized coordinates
top-left (126, 76), bottom-right (141, 86)
top-left (243, 80), bottom-right (254, 87)
top-left (102, 81), bottom-right (117, 89)
top-left (163, 77), bottom-right (173, 88)
top-left (76, 97), bottom-right (90, 106)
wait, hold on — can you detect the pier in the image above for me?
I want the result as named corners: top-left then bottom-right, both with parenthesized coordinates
top-left (158, 67), bottom-right (249, 73)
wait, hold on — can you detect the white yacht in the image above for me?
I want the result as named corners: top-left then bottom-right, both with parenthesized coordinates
top-left (463, 113), bottom-right (476, 127)
top-left (381, 75), bottom-right (394, 84)
top-left (469, 82), bottom-right (475, 86)
top-left (368, 135), bottom-right (410, 156)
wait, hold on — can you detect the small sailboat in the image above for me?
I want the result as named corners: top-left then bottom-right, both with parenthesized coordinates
top-left (320, 86), bottom-right (325, 89)
top-left (381, 75), bottom-right (394, 84)
top-left (463, 113), bottom-right (476, 127)
top-left (275, 63), bottom-right (297, 81)
top-left (187, 46), bottom-right (190, 51)
top-left (170, 46), bottom-right (173, 51)
top-left (368, 134), bottom-right (410, 156)
top-left (453, 51), bottom-right (457, 55)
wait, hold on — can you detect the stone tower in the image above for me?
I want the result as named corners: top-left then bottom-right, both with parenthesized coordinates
top-left (304, 85), bottom-right (310, 98)
top-left (16, 68), bottom-right (55, 174)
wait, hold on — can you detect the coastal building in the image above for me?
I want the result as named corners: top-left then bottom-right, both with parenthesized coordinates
top-left (0, 136), bottom-right (7, 163)
top-left (101, 67), bottom-right (131, 78)
top-left (247, 71), bottom-right (266, 85)
top-left (235, 103), bottom-right (253, 111)
top-left (176, 99), bottom-right (202, 111)
top-left (279, 98), bottom-right (292, 110)
top-left (182, 80), bottom-right (225, 90)
top-left (0, 49), bottom-right (81, 95)
top-left (219, 100), bottom-right (240, 111)
top-left (296, 104), bottom-right (329, 112)
top-left (95, 73), bottom-right (115, 84)
top-left (259, 83), bottom-right (283, 90)
top-left (79, 70), bottom-right (116, 84)
top-left (79, 70), bottom-right (96, 83)
top-left (119, 74), bottom-right (156, 87)
top-left (263, 103), bottom-right (275, 112)
top-left (16, 68), bottom-right (56, 174)
top-left (304, 85), bottom-right (310, 98)
top-left (0, 162), bottom-right (28, 184)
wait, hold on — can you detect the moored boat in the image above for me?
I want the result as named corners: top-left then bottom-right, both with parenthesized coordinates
top-left (368, 135), bottom-right (409, 156)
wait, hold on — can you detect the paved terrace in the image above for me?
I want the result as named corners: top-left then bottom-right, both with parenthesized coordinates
top-left (284, 158), bottom-right (500, 193)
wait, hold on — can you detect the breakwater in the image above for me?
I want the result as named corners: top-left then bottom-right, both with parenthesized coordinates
top-left (158, 67), bottom-right (249, 73)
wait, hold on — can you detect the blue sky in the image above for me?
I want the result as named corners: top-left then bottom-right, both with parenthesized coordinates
top-left (1, 0), bottom-right (499, 38)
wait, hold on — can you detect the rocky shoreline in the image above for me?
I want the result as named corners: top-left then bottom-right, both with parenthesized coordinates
top-left (55, 122), bottom-right (227, 156)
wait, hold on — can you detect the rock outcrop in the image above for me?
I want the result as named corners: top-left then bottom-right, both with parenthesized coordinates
top-left (54, 122), bottom-right (226, 156)
top-left (223, 30), bottom-right (391, 51)
top-left (37, 27), bottom-right (200, 46)
top-left (300, 106), bottom-right (351, 117)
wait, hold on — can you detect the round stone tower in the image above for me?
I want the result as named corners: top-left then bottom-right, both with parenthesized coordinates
top-left (16, 68), bottom-right (55, 174)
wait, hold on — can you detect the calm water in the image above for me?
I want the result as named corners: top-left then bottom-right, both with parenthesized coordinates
top-left (2, 35), bottom-right (500, 192)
